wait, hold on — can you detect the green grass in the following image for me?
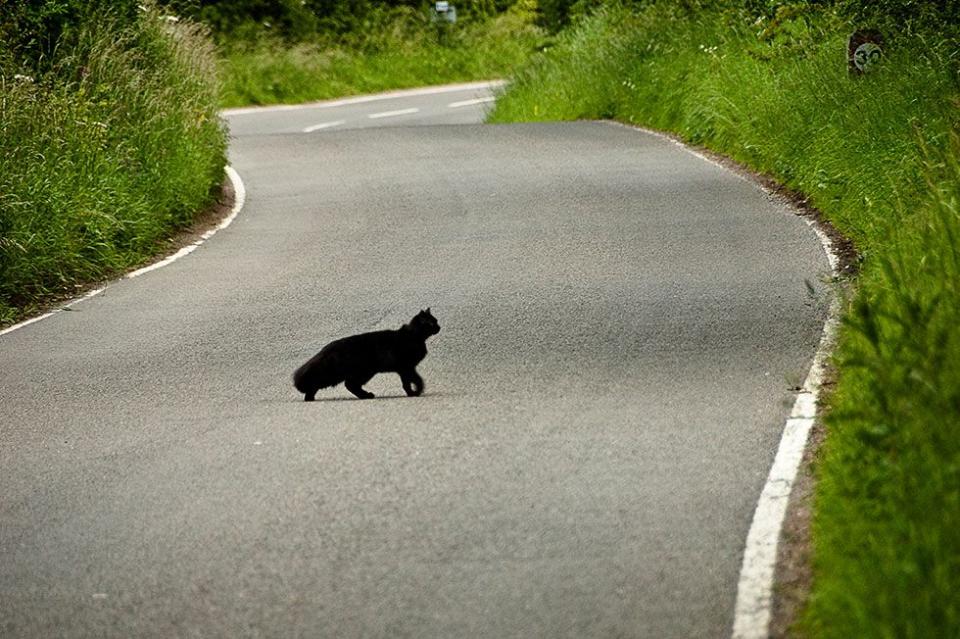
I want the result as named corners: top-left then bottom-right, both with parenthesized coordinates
top-left (217, 5), bottom-right (545, 107)
top-left (810, 140), bottom-right (960, 636)
top-left (0, 7), bottom-right (227, 325)
top-left (490, 3), bottom-right (960, 636)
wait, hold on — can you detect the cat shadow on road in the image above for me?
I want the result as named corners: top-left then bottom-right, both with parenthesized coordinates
top-left (295, 391), bottom-right (456, 403)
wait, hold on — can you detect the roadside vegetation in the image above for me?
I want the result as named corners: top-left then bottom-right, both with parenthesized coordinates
top-left (491, 0), bottom-right (959, 635)
top-left (165, 0), bottom-right (545, 107)
top-left (0, 0), bottom-right (227, 325)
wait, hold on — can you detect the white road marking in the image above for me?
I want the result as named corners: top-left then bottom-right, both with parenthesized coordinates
top-left (126, 165), bottom-right (246, 279)
top-left (303, 119), bottom-right (345, 133)
top-left (368, 107), bottom-right (419, 119)
top-left (0, 286), bottom-right (105, 337)
top-left (0, 166), bottom-right (246, 338)
top-left (448, 96), bottom-right (496, 108)
top-left (731, 289), bottom-right (840, 639)
top-left (221, 80), bottom-right (505, 116)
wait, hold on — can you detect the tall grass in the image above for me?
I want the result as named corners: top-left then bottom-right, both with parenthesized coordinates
top-left (808, 137), bottom-right (960, 636)
top-left (218, 4), bottom-right (544, 107)
top-left (491, 3), bottom-right (960, 635)
top-left (0, 6), bottom-right (227, 325)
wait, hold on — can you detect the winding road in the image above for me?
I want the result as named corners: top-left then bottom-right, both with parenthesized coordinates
top-left (1, 81), bottom-right (831, 637)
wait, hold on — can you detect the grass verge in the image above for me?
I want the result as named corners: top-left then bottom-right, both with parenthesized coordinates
top-left (490, 3), bottom-right (960, 635)
top-left (217, 4), bottom-right (544, 107)
top-left (0, 6), bottom-right (227, 326)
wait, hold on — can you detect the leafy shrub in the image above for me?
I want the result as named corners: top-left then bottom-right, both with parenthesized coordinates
top-left (0, 0), bottom-right (141, 73)
top-left (164, 0), bottom-right (524, 43)
top-left (835, 0), bottom-right (960, 35)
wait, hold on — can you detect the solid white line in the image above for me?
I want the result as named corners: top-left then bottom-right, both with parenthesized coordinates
top-left (0, 166), bottom-right (246, 338)
top-left (0, 288), bottom-right (104, 335)
top-left (303, 119), bottom-right (345, 133)
top-left (0, 285), bottom-right (108, 338)
top-left (221, 80), bottom-right (505, 116)
top-left (125, 166), bottom-right (245, 279)
top-left (0, 311), bottom-right (58, 337)
top-left (731, 297), bottom-right (840, 638)
top-left (448, 96), bottom-right (496, 108)
top-left (368, 107), bottom-right (419, 120)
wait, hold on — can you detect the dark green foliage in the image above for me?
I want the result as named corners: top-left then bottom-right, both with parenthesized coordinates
top-left (0, 0), bottom-right (141, 73)
top-left (535, 0), bottom-right (582, 31)
top-left (164, 0), bottom-right (523, 42)
top-left (166, 0), bottom-right (320, 41)
top-left (835, 0), bottom-right (960, 35)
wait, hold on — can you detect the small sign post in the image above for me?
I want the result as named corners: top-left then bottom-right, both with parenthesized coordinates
top-left (848, 31), bottom-right (884, 75)
top-left (433, 2), bottom-right (457, 24)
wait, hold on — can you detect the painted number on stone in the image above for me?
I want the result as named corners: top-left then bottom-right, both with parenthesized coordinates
top-left (853, 42), bottom-right (882, 72)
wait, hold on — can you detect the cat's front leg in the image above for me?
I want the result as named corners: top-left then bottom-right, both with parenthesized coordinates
top-left (400, 370), bottom-right (424, 397)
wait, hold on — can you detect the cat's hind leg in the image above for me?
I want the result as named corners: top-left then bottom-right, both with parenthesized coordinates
top-left (345, 374), bottom-right (375, 399)
top-left (400, 370), bottom-right (424, 397)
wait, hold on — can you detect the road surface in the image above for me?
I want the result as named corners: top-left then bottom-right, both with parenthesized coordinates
top-left (0, 82), bottom-right (831, 637)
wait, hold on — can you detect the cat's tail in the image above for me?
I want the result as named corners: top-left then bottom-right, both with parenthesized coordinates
top-left (293, 350), bottom-right (342, 394)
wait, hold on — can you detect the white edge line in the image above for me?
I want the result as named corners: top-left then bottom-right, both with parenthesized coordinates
top-left (0, 166), bottom-right (245, 338)
top-left (221, 80), bottom-right (506, 117)
top-left (303, 119), bottom-right (345, 133)
top-left (731, 294), bottom-right (840, 639)
top-left (368, 107), bottom-right (419, 120)
top-left (605, 120), bottom-right (843, 639)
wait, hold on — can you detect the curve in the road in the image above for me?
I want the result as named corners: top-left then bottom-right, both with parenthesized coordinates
top-left (0, 166), bottom-right (247, 339)
top-left (610, 122), bottom-right (843, 638)
top-left (0, 84), bottom-right (833, 639)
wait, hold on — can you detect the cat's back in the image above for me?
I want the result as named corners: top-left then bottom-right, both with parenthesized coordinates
top-left (324, 328), bottom-right (398, 352)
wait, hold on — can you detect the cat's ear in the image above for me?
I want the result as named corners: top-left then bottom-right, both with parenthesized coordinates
top-left (426, 307), bottom-right (431, 313)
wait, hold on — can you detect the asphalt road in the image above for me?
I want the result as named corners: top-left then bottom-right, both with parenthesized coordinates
top-left (0, 82), bottom-right (831, 638)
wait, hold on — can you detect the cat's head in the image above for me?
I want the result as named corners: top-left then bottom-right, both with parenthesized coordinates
top-left (410, 308), bottom-right (440, 337)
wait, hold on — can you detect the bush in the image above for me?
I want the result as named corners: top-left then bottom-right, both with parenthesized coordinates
top-left (163, 0), bottom-right (525, 43)
top-left (0, 0), bottom-right (141, 73)
top-left (835, 0), bottom-right (960, 35)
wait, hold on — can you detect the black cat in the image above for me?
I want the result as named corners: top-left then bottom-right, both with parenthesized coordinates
top-left (293, 309), bottom-right (441, 401)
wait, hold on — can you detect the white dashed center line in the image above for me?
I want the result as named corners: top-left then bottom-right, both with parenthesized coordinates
top-left (303, 119), bottom-right (345, 133)
top-left (368, 107), bottom-right (420, 119)
top-left (448, 96), bottom-right (496, 108)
